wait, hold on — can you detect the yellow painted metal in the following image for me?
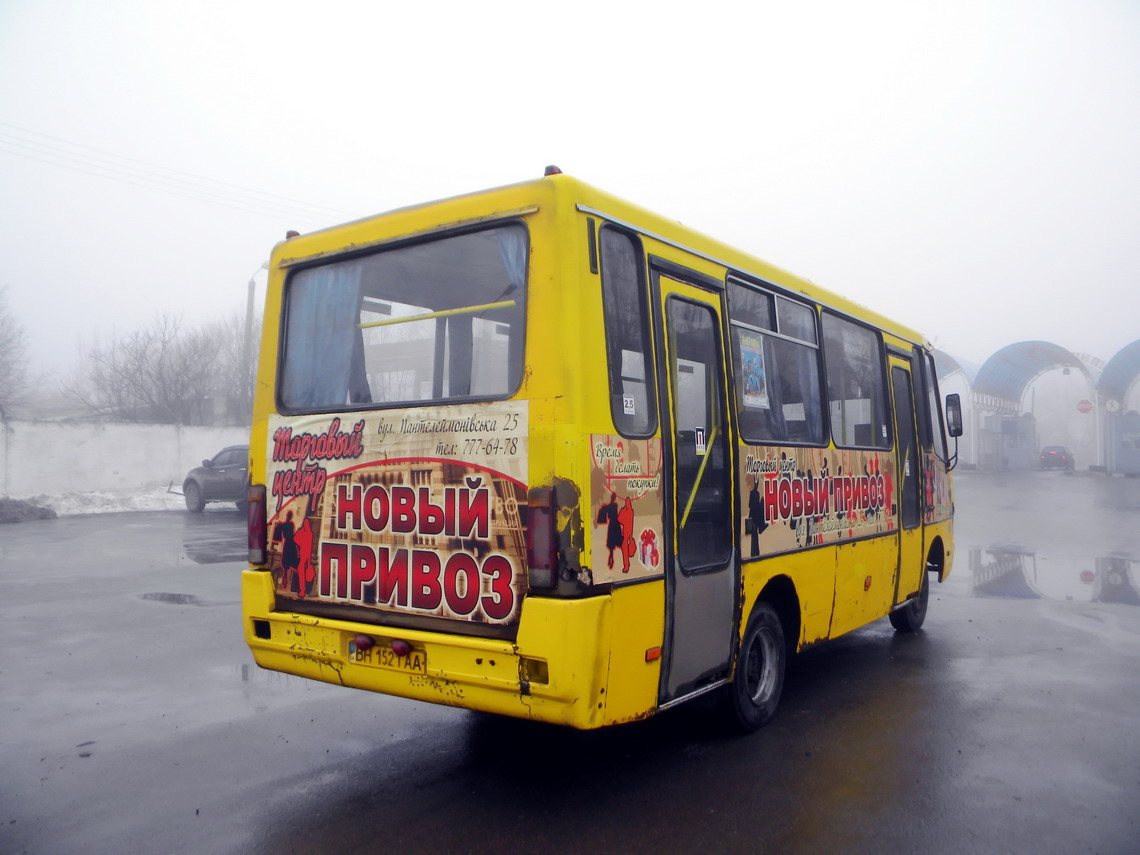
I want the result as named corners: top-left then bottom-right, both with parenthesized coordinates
top-left (740, 549), bottom-right (835, 649)
top-left (242, 569), bottom-right (655, 728)
top-left (244, 170), bottom-right (954, 728)
top-left (602, 580), bottom-right (666, 723)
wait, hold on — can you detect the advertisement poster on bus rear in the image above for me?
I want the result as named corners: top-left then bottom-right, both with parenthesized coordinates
top-left (265, 402), bottom-right (527, 627)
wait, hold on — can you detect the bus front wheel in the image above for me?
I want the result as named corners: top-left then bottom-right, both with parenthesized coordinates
top-left (726, 603), bottom-right (786, 732)
top-left (888, 569), bottom-right (929, 633)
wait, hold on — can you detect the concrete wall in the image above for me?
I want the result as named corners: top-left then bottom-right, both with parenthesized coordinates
top-left (1, 420), bottom-right (250, 499)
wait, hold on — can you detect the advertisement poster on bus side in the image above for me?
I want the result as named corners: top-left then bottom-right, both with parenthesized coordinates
top-left (739, 445), bottom-right (898, 559)
top-left (265, 401), bottom-right (528, 626)
top-left (590, 434), bottom-right (664, 583)
top-left (922, 450), bottom-right (954, 525)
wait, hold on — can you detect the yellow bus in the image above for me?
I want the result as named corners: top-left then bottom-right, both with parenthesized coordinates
top-left (242, 168), bottom-right (963, 731)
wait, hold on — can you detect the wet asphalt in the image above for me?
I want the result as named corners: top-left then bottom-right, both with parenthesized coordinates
top-left (1, 471), bottom-right (1138, 855)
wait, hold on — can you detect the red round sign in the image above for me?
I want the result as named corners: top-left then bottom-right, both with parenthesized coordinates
top-left (1077, 399), bottom-right (1093, 413)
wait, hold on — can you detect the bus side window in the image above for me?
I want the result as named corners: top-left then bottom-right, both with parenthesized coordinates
top-left (912, 346), bottom-right (934, 452)
top-left (821, 312), bottom-right (892, 449)
top-left (728, 279), bottom-right (824, 446)
top-left (923, 351), bottom-right (949, 460)
top-left (599, 227), bottom-right (656, 436)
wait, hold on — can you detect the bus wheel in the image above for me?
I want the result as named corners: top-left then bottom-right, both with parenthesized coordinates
top-left (888, 570), bottom-right (929, 633)
top-left (184, 482), bottom-right (205, 513)
top-left (727, 603), bottom-right (786, 732)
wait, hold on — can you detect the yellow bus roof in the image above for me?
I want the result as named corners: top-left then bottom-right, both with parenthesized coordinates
top-left (273, 171), bottom-right (928, 348)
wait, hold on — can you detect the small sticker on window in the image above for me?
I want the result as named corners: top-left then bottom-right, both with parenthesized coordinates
top-left (882, 425), bottom-right (888, 438)
top-left (695, 427), bottom-right (706, 456)
top-left (623, 395), bottom-right (636, 415)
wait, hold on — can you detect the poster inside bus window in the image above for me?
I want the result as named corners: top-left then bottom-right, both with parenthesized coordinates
top-left (739, 334), bottom-right (770, 409)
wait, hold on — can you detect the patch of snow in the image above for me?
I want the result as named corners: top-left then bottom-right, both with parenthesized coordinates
top-left (20, 486), bottom-right (235, 516)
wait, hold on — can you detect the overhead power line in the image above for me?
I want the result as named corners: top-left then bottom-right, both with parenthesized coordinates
top-left (0, 121), bottom-right (361, 226)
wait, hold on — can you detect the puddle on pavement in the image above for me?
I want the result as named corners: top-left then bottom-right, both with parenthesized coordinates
top-left (969, 547), bottom-right (1140, 605)
top-left (140, 592), bottom-right (203, 606)
top-left (224, 662), bottom-right (311, 688)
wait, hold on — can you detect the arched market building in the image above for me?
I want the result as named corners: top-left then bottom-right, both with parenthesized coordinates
top-left (934, 339), bottom-right (1140, 475)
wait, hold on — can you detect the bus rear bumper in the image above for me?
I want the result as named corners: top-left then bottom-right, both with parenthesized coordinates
top-left (241, 570), bottom-right (620, 729)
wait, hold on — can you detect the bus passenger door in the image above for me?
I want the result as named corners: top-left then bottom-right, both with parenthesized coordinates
top-left (890, 360), bottom-right (924, 603)
top-left (653, 270), bottom-right (737, 703)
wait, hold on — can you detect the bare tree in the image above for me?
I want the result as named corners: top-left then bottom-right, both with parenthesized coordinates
top-left (210, 310), bottom-right (262, 423)
top-left (0, 287), bottom-right (30, 417)
top-left (67, 311), bottom-right (259, 425)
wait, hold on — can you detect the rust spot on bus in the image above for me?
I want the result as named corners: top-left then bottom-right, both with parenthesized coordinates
top-left (550, 476), bottom-right (594, 590)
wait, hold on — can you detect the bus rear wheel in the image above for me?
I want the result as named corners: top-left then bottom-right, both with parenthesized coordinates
top-left (889, 570), bottom-right (929, 632)
top-left (726, 603), bottom-right (786, 732)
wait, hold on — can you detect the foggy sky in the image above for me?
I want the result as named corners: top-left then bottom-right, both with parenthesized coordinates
top-left (1, 0), bottom-right (1137, 381)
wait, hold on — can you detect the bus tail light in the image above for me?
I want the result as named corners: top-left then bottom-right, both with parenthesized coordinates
top-left (526, 487), bottom-right (557, 589)
top-left (247, 484), bottom-right (268, 565)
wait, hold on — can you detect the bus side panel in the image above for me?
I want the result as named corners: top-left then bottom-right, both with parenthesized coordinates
top-left (925, 518), bottom-right (955, 582)
top-left (513, 596), bottom-right (614, 728)
top-left (740, 551), bottom-right (833, 650)
top-left (922, 448), bottom-right (956, 583)
top-left (829, 535), bottom-right (899, 638)
top-left (600, 580), bottom-right (665, 724)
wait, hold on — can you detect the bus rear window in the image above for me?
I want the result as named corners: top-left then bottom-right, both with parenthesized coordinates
top-left (279, 224), bottom-right (527, 412)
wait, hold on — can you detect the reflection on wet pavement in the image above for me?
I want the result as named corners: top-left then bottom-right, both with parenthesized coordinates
top-left (970, 546), bottom-right (1140, 605)
top-left (180, 509), bottom-right (246, 564)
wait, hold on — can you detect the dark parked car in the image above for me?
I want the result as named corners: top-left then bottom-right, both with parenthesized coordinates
top-left (1039, 445), bottom-right (1075, 471)
top-left (183, 445), bottom-right (249, 512)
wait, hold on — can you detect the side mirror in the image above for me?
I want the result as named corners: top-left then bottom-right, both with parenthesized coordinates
top-left (202, 458), bottom-right (213, 468)
top-left (945, 393), bottom-right (964, 438)
top-left (944, 393), bottom-right (963, 471)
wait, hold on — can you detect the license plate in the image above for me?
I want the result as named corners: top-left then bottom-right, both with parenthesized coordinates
top-left (348, 641), bottom-right (427, 674)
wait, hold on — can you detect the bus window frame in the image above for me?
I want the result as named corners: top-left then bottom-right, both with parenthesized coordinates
top-left (275, 219), bottom-right (530, 417)
top-left (819, 309), bottom-right (894, 451)
top-left (922, 349), bottom-right (950, 462)
top-left (725, 275), bottom-right (826, 448)
top-left (911, 346), bottom-right (934, 452)
top-left (662, 292), bottom-right (735, 576)
top-left (598, 224), bottom-right (658, 439)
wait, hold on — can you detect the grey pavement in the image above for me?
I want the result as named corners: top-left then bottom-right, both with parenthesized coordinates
top-left (1, 472), bottom-right (1138, 854)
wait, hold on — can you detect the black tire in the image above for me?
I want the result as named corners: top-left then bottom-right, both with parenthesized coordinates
top-left (725, 603), bottom-right (786, 732)
top-left (889, 569), bottom-right (929, 632)
top-left (184, 481), bottom-right (205, 513)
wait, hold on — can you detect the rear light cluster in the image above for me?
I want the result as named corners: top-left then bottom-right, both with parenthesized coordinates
top-left (524, 484), bottom-right (596, 597)
top-left (247, 484), bottom-right (268, 565)
top-left (525, 487), bottom-right (558, 589)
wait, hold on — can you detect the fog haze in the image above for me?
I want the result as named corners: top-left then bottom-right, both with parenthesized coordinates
top-left (2, 0), bottom-right (1137, 380)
